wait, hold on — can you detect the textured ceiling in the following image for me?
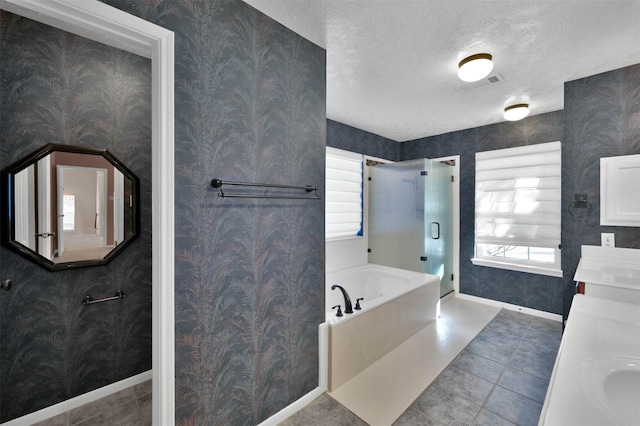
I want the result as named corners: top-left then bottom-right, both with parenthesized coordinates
top-left (243, 0), bottom-right (640, 142)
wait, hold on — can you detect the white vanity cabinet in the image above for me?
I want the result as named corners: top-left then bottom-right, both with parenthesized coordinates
top-left (601, 154), bottom-right (640, 226)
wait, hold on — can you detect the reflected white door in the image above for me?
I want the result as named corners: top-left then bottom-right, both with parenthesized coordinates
top-left (95, 169), bottom-right (107, 243)
top-left (57, 164), bottom-right (65, 256)
top-left (37, 156), bottom-right (52, 259)
top-left (114, 169), bottom-right (124, 245)
top-left (14, 166), bottom-right (36, 250)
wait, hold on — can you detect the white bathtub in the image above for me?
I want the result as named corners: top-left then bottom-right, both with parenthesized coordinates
top-left (325, 264), bottom-right (440, 391)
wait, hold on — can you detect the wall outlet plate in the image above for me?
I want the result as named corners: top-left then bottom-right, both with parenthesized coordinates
top-left (601, 233), bottom-right (615, 247)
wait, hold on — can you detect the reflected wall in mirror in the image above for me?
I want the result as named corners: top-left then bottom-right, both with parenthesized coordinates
top-left (2, 143), bottom-right (139, 270)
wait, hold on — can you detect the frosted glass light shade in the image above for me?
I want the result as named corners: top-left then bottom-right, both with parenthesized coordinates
top-left (504, 104), bottom-right (530, 121)
top-left (458, 53), bottom-right (493, 82)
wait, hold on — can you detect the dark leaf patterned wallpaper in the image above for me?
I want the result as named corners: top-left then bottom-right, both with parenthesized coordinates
top-left (103, 0), bottom-right (326, 424)
top-left (327, 119), bottom-right (400, 160)
top-left (0, 11), bottom-right (152, 422)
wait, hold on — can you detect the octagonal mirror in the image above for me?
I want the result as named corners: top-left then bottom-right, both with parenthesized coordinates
top-left (1, 143), bottom-right (139, 270)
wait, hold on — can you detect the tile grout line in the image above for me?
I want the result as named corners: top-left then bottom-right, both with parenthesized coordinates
top-left (402, 313), bottom-right (557, 425)
top-left (393, 309), bottom-right (514, 425)
top-left (469, 319), bottom-right (533, 426)
top-left (392, 311), bottom-right (516, 425)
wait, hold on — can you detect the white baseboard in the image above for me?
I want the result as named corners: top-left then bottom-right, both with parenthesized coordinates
top-left (441, 290), bottom-right (456, 304)
top-left (456, 293), bottom-right (563, 322)
top-left (2, 370), bottom-right (152, 426)
top-left (257, 387), bottom-right (325, 426)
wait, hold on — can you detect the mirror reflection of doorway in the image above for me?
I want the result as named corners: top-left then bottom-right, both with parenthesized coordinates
top-left (54, 165), bottom-right (110, 263)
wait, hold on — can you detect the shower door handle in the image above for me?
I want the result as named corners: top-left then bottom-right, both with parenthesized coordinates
top-left (431, 222), bottom-right (440, 239)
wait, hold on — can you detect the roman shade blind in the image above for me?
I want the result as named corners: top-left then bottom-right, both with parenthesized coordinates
top-left (326, 147), bottom-right (363, 239)
top-left (475, 141), bottom-right (562, 248)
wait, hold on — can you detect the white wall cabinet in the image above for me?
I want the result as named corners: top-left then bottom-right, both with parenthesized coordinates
top-left (600, 154), bottom-right (640, 226)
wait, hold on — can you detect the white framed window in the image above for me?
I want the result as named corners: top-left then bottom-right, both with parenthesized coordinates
top-left (471, 141), bottom-right (563, 277)
top-left (326, 147), bottom-right (363, 240)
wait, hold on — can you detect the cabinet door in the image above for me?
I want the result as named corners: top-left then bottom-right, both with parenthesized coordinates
top-left (601, 154), bottom-right (640, 226)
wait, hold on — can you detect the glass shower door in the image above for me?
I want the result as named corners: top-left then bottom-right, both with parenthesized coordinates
top-left (428, 161), bottom-right (454, 297)
top-left (368, 159), bottom-right (453, 297)
top-left (368, 159), bottom-right (430, 273)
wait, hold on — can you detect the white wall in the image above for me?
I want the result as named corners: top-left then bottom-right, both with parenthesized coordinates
top-left (326, 238), bottom-right (367, 273)
top-left (63, 168), bottom-right (98, 235)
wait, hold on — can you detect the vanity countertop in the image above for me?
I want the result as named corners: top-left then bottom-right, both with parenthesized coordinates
top-left (573, 245), bottom-right (640, 289)
top-left (539, 294), bottom-right (640, 425)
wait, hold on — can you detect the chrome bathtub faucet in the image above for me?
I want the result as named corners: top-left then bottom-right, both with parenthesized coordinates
top-left (331, 284), bottom-right (353, 314)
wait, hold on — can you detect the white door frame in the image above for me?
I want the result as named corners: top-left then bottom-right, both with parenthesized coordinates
top-left (0, 1), bottom-right (175, 424)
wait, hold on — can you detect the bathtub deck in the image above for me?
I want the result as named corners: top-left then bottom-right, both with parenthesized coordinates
top-left (327, 297), bottom-right (500, 426)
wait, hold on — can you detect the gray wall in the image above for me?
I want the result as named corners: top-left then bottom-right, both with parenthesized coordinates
top-left (327, 109), bottom-right (567, 315)
top-left (401, 64), bottom-right (640, 318)
top-left (103, 0), bottom-right (327, 424)
top-left (0, 12), bottom-right (152, 422)
top-left (327, 119), bottom-right (400, 160)
top-left (562, 64), bottom-right (640, 318)
top-left (401, 112), bottom-right (565, 315)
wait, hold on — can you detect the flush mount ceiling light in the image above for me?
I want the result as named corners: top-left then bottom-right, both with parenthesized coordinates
top-left (504, 103), bottom-right (530, 121)
top-left (457, 53), bottom-right (493, 82)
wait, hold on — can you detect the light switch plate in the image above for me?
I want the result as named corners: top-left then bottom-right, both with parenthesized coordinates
top-left (601, 233), bottom-right (615, 247)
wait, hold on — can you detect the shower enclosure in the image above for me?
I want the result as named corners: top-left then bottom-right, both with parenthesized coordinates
top-left (368, 159), bottom-right (454, 297)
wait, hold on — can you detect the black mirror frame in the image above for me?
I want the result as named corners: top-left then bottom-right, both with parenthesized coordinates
top-left (1, 143), bottom-right (140, 271)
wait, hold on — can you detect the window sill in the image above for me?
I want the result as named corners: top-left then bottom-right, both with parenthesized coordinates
top-left (326, 235), bottom-right (364, 242)
top-left (471, 258), bottom-right (563, 278)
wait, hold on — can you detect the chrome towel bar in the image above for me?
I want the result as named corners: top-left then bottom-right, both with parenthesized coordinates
top-left (82, 290), bottom-right (126, 306)
top-left (211, 178), bottom-right (320, 200)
